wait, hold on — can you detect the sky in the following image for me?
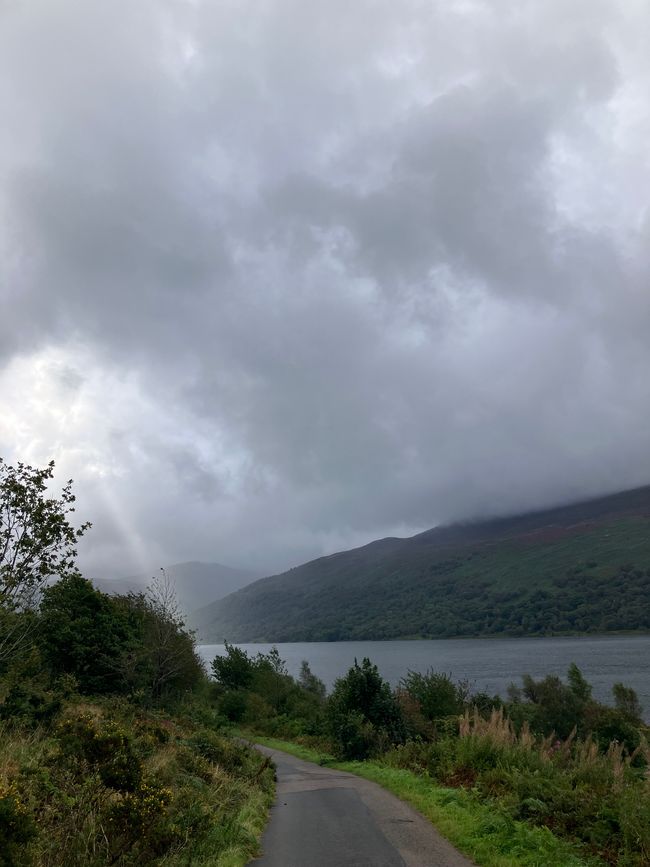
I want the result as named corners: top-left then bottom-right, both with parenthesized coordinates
top-left (1, 0), bottom-right (650, 579)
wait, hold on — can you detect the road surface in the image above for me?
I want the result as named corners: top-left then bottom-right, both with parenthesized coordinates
top-left (249, 745), bottom-right (475, 867)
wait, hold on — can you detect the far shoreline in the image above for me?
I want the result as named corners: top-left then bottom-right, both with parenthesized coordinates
top-left (197, 629), bottom-right (650, 646)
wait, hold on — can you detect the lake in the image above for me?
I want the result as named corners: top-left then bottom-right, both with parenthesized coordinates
top-left (198, 634), bottom-right (650, 719)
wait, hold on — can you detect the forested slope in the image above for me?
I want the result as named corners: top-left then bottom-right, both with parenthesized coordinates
top-left (199, 485), bottom-right (650, 641)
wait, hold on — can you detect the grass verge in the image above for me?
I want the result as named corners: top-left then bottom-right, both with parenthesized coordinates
top-left (243, 733), bottom-right (604, 867)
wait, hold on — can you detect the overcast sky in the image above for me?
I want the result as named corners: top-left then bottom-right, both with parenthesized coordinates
top-left (1, 0), bottom-right (649, 578)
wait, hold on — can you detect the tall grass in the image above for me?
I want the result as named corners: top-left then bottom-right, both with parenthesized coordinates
top-left (247, 733), bottom-right (602, 867)
top-left (0, 700), bottom-right (274, 867)
top-left (382, 708), bottom-right (650, 865)
top-left (244, 699), bottom-right (650, 867)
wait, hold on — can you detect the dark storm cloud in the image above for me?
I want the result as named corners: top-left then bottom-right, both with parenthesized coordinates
top-left (1, 0), bottom-right (649, 576)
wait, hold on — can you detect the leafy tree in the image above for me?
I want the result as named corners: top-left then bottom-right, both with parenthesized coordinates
top-left (211, 646), bottom-right (325, 731)
top-left (568, 662), bottom-right (592, 703)
top-left (211, 642), bottom-right (255, 690)
top-left (0, 458), bottom-right (90, 663)
top-left (249, 649), bottom-right (294, 713)
top-left (519, 672), bottom-right (584, 738)
top-left (298, 660), bottom-right (326, 699)
top-left (39, 574), bottom-right (139, 694)
top-left (401, 670), bottom-right (464, 720)
top-left (612, 682), bottom-right (643, 722)
top-left (262, 646), bottom-right (288, 677)
top-left (37, 566), bottom-right (203, 701)
top-left (585, 704), bottom-right (641, 754)
top-left (140, 569), bottom-right (204, 699)
top-left (327, 658), bottom-right (404, 758)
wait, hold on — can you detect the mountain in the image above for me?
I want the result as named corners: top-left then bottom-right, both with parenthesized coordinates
top-left (197, 485), bottom-right (650, 642)
top-left (94, 561), bottom-right (258, 617)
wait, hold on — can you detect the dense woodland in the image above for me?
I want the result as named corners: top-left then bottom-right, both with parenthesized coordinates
top-left (201, 490), bottom-right (650, 641)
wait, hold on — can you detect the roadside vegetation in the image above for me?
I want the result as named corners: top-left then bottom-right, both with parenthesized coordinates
top-left (213, 643), bottom-right (650, 866)
top-left (0, 458), bottom-right (273, 866)
top-left (4, 455), bottom-right (649, 866)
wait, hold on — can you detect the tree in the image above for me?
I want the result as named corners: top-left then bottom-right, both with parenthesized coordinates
top-left (140, 569), bottom-right (204, 699)
top-left (211, 642), bottom-right (255, 690)
top-left (327, 658), bottom-right (405, 758)
top-left (401, 670), bottom-right (464, 720)
top-left (612, 682), bottom-right (642, 722)
top-left (39, 574), bottom-right (139, 694)
top-left (568, 662), bottom-right (592, 703)
top-left (522, 673), bottom-right (583, 738)
top-left (0, 458), bottom-right (90, 663)
top-left (39, 570), bottom-right (203, 700)
top-left (298, 660), bottom-right (326, 700)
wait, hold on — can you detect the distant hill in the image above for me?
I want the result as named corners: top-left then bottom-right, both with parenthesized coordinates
top-left (197, 485), bottom-right (650, 642)
top-left (94, 561), bottom-right (258, 618)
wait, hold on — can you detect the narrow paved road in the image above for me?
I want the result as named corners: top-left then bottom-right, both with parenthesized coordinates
top-left (249, 745), bottom-right (475, 867)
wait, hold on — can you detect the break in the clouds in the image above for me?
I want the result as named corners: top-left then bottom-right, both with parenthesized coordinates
top-left (1, 0), bottom-right (650, 577)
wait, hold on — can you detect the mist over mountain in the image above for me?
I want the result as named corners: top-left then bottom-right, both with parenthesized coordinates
top-left (3, 1), bottom-right (650, 579)
top-left (94, 561), bottom-right (258, 616)
top-left (198, 485), bottom-right (650, 642)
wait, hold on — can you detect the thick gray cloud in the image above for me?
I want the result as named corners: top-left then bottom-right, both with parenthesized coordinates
top-left (1, 0), bottom-right (649, 578)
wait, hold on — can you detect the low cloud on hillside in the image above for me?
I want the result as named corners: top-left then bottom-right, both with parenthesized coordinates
top-left (1, 0), bottom-right (649, 576)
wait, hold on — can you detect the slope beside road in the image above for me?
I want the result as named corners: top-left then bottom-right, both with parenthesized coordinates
top-left (249, 744), bottom-right (475, 867)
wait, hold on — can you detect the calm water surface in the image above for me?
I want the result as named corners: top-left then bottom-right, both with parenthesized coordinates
top-left (198, 635), bottom-right (650, 718)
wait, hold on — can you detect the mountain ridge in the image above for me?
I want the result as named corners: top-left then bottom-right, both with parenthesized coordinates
top-left (196, 484), bottom-right (650, 642)
top-left (94, 560), bottom-right (259, 617)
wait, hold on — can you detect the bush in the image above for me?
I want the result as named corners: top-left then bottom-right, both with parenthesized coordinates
top-left (39, 574), bottom-right (140, 695)
top-left (586, 705), bottom-right (641, 756)
top-left (211, 643), bottom-right (256, 690)
top-left (327, 710), bottom-right (385, 760)
top-left (0, 782), bottom-right (35, 867)
top-left (0, 682), bottom-right (62, 728)
top-left (327, 658), bottom-right (405, 759)
top-left (187, 729), bottom-right (250, 773)
top-left (401, 670), bottom-right (464, 721)
top-left (218, 689), bottom-right (249, 722)
top-left (56, 711), bottom-right (143, 792)
top-left (105, 778), bottom-right (175, 860)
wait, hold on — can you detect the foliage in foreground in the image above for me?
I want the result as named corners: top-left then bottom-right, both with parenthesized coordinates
top-left (0, 695), bottom-right (274, 867)
top-left (217, 643), bottom-right (650, 866)
top-left (0, 458), bottom-right (273, 867)
top-left (249, 734), bottom-right (602, 867)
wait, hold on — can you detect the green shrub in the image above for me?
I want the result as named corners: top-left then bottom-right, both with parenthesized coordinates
top-left (56, 712), bottom-right (143, 792)
top-left (327, 658), bottom-right (405, 758)
top-left (187, 729), bottom-right (249, 772)
top-left (586, 705), bottom-right (642, 756)
top-left (40, 574), bottom-right (140, 695)
top-left (519, 672), bottom-right (585, 738)
top-left (328, 710), bottom-right (385, 760)
top-left (0, 683), bottom-right (62, 728)
top-left (105, 778), bottom-right (175, 860)
top-left (0, 782), bottom-right (35, 867)
top-left (400, 670), bottom-right (464, 720)
top-left (218, 688), bottom-right (248, 722)
top-left (243, 692), bottom-right (276, 727)
top-left (619, 785), bottom-right (650, 865)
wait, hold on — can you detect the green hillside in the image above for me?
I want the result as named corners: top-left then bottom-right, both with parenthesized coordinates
top-left (198, 485), bottom-right (650, 641)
